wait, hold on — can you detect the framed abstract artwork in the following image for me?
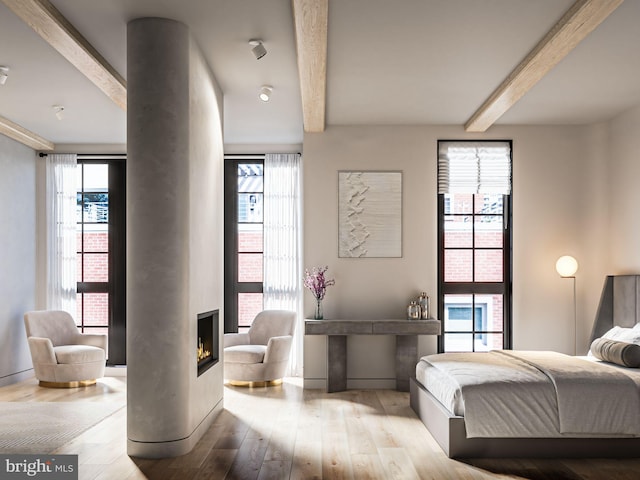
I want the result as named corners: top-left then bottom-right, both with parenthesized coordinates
top-left (338, 170), bottom-right (402, 258)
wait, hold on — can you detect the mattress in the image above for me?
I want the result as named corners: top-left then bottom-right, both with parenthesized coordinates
top-left (415, 351), bottom-right (640, 438)
top-left (416, 357), bottom-right (465, 415)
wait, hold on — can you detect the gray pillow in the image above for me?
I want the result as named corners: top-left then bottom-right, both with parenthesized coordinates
top-left (590, 337), bottom-right (640, 368)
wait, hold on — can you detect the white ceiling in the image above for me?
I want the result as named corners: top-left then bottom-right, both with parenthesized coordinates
top-left (1, 0), bottom-right (639, 148)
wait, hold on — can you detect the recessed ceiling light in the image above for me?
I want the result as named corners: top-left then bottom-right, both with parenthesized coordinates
top-left (249, 39), bottom-right (267, 60)
top-left (0, 66), bottom-right (9, 85)
top-left (259, 85), bottom-right (273, 102)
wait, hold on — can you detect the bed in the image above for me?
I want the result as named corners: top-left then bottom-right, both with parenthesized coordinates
top-left (410, 274), bottom-right (640, 458)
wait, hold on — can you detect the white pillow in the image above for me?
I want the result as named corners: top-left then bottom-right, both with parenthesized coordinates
top-left (602, 326), bottom-right (640, 345)
top-left (587, 325), bottom-right (640, 357)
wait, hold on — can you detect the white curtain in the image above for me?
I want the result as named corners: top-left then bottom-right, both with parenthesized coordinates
top-left (263, 153), bottom-right (303, 376)
top-left (46, 154), bottom-right (78, 314)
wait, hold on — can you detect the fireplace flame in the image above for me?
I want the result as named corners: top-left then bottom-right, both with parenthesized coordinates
top-left (197, 337), bottom-right (211, 363)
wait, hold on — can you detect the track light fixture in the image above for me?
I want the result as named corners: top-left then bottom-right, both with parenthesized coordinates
top-left (249, 39), bottom-right (267, 60)
top-left (52, 105), bottom-right (65, 120)
top-left (259, 85), bottom-right (273, 102)
top-left (0, 66), bottom-right (9, 85)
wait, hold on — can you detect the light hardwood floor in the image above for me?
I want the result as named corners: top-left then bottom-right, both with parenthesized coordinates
top-left (1, 375), bottom-right (640, 479)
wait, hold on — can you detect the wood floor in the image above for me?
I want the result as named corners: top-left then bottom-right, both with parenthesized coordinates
top-left (1, 375), bottom-right (640, 480)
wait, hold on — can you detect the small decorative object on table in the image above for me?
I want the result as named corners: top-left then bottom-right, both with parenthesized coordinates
top-left (304, 265), bottom-right (335, 320)
top-left (407, 300), bottom-right (421, 320)
top-left (418, 291), bottom-right (430, 319)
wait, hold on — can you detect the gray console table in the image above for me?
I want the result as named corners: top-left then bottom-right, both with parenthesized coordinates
top-left (305, 318), bottom-right (441, 392)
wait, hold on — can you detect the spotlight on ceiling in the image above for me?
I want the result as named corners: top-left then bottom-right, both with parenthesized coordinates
top-left (259, 85), bottom-right (273, 102)
top-left (249, 39), bottom-right (267, 60)
top-left (52, 105), bottom-right (65, 120)
top-left (0, 66), bottom-right (9, 85)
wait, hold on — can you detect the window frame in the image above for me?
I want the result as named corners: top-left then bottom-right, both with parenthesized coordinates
top-left (76, 156), bottom-right (126, 365)
top-left (224, 156), bottom-right (265, 333)
top-left (437, 140), bottom-right (513, 353)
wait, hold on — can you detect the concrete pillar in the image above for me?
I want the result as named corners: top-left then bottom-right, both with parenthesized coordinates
top-left (126, 17), bottom-right (195, 458)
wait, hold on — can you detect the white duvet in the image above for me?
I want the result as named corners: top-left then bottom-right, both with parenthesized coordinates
top-left (417, 350), bottom-right (640, 438)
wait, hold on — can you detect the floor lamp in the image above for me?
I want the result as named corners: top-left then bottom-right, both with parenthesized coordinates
top-left (556, 255), bottom-right (579, 355)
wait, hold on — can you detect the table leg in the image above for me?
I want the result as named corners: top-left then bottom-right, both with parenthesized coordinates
top-left (327, 335), bottom-right (347, 393)
top-left (395, 335), bottom-right (417, 392)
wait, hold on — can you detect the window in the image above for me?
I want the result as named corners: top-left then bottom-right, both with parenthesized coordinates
top-left (224, 158), bottom-right (264, 333)
top-left (437, 141), bottom-right (512, 352)
top-left (76, 156), bottom-right (126, 364)
top-left (224, 153), bottom-right (303, 377)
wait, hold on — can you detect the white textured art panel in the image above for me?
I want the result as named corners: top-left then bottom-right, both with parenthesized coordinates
top-left (338, 171), bottom-right (402, 257)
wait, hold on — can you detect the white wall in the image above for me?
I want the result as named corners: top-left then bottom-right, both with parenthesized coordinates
top-left (511, 125), bottom-right (609, 354)
top-left (576, 123), bottom-right (610, 344)
top-left (187, 35), bottom-right (225, 441)
top-left (0, 135), bottom-right (37, 387)
top-left (608, 104), bottom-right (640, 273)
top-left (302, 124), bottom-right (607, 388)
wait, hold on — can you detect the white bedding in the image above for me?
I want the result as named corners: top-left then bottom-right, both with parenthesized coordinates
top-left (416, 351), bottom-right (640, 438)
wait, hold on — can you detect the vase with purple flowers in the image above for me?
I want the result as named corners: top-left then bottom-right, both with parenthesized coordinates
top-left (304, 266), bottom-right (335, 320)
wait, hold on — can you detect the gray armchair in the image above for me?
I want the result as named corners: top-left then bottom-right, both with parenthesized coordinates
top-left (24, 310), bottom-right (106, 388)
top-left (224, 310), bottom-right (296, 386)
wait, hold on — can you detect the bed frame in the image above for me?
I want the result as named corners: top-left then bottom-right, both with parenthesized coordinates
top-left (410, 274), bottom-right (640, 458)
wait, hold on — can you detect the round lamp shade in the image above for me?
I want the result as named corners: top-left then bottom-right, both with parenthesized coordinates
top-left (556, 255), bottom-right (578, 277)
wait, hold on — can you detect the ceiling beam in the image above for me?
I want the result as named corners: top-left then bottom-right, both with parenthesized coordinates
top-left (464, 0), bottom-right (623, 132)
top-left (0, 115), bottom-right (54, 151)
top-left (1, 0), bottom-right (127, 111)
top-left (292, 0), bottom-right (328, 133)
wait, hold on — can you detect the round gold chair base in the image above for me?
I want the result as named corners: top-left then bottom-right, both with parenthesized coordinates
top-left (228, 379), bottom-right (283, 388)
top-left (39, 379), bottom-right (97, 388)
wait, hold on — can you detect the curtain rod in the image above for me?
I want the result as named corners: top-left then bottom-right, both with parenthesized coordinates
top-left (224, 153), bottom-right (301, 158)
top-left (39, 152), bottom-right (301, 158)
top-left (38, 153), bottom-right (126, 158)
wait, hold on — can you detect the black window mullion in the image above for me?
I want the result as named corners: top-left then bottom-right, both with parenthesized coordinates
top-left (472, 295), bottom-right (477, 351)
top-left (236, 282), bottom-right (263, 293)
top-left (79, 163), bottom-right (84, 331)
top-left (471, 195), bottom-right (476, 283)
top-left (437, 193), bottom-right (446, 353)
top-left (77, 282), bottom-right (109, 294)
top-left (503, 193), bottom-right (513, 350)
top-left (107, 159), bottom-right (126, 365)
top-left (443, 283), bottom-right (505, 295)
top-left (224, 161), bottom-right (238, 333)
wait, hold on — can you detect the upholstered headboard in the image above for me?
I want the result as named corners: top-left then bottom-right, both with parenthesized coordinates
top-left (590, 275), bottom-right (640, 342)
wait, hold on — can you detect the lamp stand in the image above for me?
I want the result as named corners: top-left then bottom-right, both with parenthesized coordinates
top-left (571, 276), bottom-right (577, 355)
top-left (556, 255), bottom-right (579, 355)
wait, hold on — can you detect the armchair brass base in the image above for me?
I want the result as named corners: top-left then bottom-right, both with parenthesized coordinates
top-left (228, 379), bottom-right (283, 388)
top-left (39, 379), bottom-right (97, 388)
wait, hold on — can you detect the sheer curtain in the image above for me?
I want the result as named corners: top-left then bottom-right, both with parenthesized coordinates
top-left (46, 153), bottom-right (78, 314)
top-left (263, 153), bottom-right (303, 376)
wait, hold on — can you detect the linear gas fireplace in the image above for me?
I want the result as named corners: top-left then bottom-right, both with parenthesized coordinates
top-left (197, 309), bottom-right (219, 376)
